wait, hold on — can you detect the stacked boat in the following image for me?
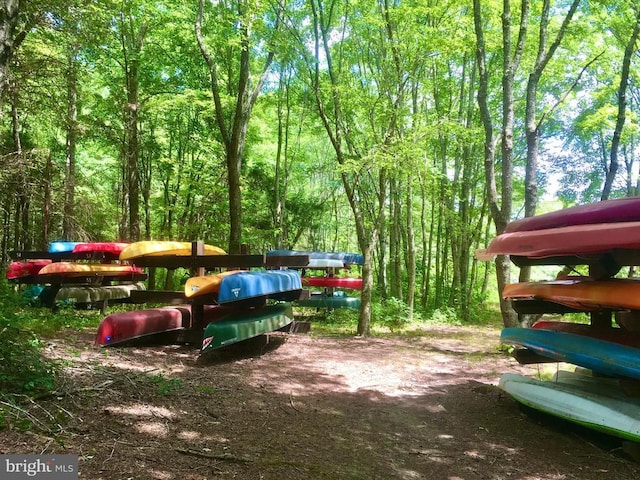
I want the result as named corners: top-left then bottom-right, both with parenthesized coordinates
top-left (267, 249), bottom-right (363, 311)
top-left (95, 241), bottom-right (301, 355)
top-left (479, 197), bottom-right (640, 443)
top-left (8, 241), bottom-right (146, 307)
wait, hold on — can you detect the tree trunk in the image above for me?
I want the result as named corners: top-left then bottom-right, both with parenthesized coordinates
top-left (602, 8), bottom-right (640, 200)
top-left (0, 0), bottom-right (24, 104)
top-left (63, 48), bottom-right (78, 240)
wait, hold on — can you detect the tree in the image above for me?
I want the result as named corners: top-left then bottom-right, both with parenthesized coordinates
top-left (196, 0), bottom-right (281, 253)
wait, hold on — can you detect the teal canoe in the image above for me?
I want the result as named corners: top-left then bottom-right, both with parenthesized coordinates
top-left (296, 294), bottom-right (361, 310)
top-left (200, 303), bottom-right (294, 354)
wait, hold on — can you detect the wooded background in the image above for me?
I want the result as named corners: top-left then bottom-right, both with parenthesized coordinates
top-left (1, 0), bottom-right (639, 333)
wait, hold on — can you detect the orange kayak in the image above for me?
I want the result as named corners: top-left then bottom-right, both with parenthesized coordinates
top-left (38, 262), bottom-right (145, 278)
top-left (184, 270), bottom-right (242, 298)
top-left (503, 278), bottom-right (640, 311)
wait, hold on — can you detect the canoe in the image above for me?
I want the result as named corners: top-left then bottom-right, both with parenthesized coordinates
top-left (502, 278), bottom-right (640, 311)
top-left (200, 303), bottom-right (294, 354)
top-left (6, 259), bottom-right (51, 281)
top-left (296, 294), bottom-right (361, 310)
top-left (531, 320), bottom-right (640, 348)
top-left (302, 276), bottom-right (363, 290)
top-left (96, 304), bottom-right (230, 346)
top-left (498, 371), bottom-right (640, 442)
top-left (38, 262), bottom-right (145, 279)
top-left (267, 249), bottom-right (364, 266)
top-left (307, 259), bottom-right (345, 268)
top-left (72, 242), bottom-right (129, 256)
top-left (55, 282), bottom-right (146, 304)
top-left (477, 221), bottom-right (640, 260)
top-left (217, 270), bottom-right (302, 305)
top-left (500, 327), bottom-right (640, 379)
top-left (184, 270), bottom-right (243, 298)
top-left (48, 241), bottom-right (80, 253)
top-left (505, 197), bottom-right (640, 233)
top-left (119, 241), bottom-right (226, 260)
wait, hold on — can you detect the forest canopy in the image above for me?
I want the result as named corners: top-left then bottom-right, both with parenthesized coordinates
top-left (1, 0), bottom-right (639, 329)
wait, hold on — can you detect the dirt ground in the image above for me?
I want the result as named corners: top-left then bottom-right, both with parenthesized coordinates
top-left (2, 321), bottom-right (640, 480)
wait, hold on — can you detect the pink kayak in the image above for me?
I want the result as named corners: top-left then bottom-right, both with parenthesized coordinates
top-left (302, 276), bottom-right (363, 290)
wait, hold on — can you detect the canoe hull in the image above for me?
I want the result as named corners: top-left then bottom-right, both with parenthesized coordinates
top-left (200, 303), bottom-right (294, 354)
top-left (483, 221), bottom-right (640, 260)
top-left (267, 249), bottom-right (364, 266)
top-left (96, 304), bottom-right (229, 346)
top-left (184, 270), bottom-right (242, 298)
top-left (296, 294), bottom-right (361, 310)
top-left (55, 282), bottom-right (146, 304)
top-left (120, 241), bottom-right (225, 260)
top-left (500, 327), bottom-right (640, 379)
top-left (532, 320), bottom-right (640, 348)
top-left (503, 278), bottom-right (640, 311)
top-left (499, 372), bottom-right (640, 442)
top-left (6, 259), bottom-right (52, 281)
top-left (217, 270), bottom-right (302, 305)
top-left (302, 276), bottom-right (363, 290)
top-left (505, 197), bottom-right (640, 233)
top-left (38, 262), bottom-right (145, 279)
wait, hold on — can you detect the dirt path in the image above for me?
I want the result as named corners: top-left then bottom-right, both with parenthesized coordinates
top-left (2, 324), bottom-right (639, 479)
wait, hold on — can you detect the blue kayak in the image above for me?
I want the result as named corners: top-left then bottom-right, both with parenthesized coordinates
top-left (501, 327), bottom-right (640, 380)
top-left (267, 249), bottom-right (364, 266)
top-left (217, 270), bottom-right (302, 304)
top-left (48, 241), bottom-right (80, 253)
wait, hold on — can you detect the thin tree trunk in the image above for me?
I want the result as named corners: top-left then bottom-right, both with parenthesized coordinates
top-left (602, 8), bottom-right (640, 200)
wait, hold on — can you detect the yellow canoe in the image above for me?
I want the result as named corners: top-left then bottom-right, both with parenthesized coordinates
top-left (185, 270), bottom-right (242, 298)
top-left (120, 241), bottom-right (226, 260)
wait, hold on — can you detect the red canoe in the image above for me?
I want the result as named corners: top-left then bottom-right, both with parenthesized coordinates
top-left (302, 276), bottom-right (363, 290)
top-left (505, 197), bottom-right (640, 233)
top-left (6, 259), bottom-right (52, 281)
top-left (72, 242), bottom-right (129, 255)
top-left (95, 304), bottom-right (231, 346)
top-left (479, 221), bottom-right (640, 260)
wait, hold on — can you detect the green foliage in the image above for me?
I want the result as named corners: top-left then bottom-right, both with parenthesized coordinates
top-left (149, 373), bottom-right (181, 396)
top-left (372, 297), bottom-right (416, 332)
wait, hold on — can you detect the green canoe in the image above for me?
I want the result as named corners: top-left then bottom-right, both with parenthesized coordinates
top-left (296, 294), bottom-right (361, 310)
top-left (200, 303), bottom-right (294, 354)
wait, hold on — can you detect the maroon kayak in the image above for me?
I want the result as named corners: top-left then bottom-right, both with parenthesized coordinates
top-left (95, 304), bottom-right (230, 346)
top-left (505, 197), bottom-right (640, 233)
top-left (302, 276), bottom-right (363, 290)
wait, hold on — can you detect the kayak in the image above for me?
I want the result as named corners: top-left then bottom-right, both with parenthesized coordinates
top-left (120, 241), bottom-right (226, 260)
top-left (6, 259), bottom-right (52, 281)
top-left (200, 303), bottom-right (294, 354)
top-left (96, 304), bottom-right (231, 346)
top-left (499, 371), bottom-right (640, 442)
top-left (478, 221), bottom-right (640, 261)
top-left (38, 262), bottom-right (145, 279)
top-left (184, 270), bottom-right (243, 298)
top-left (502, 278), bottom-right (640, 311)
top-left (302, 276), bottom-right (363, 290)
top-left (267, 249), bottom-right (364, 266)
top-left (54, 282), bottom-right (146, 304)
top-left (296, 294), bottom-right (361, 310)
top-left (217, 270), bottom-right (302, 305)
top-left (505, 197), bottom-right (640, 233)
top-left (48, 241), bottom-right (80, 253)
top-left (72, 242), bottom-right (129, 256)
